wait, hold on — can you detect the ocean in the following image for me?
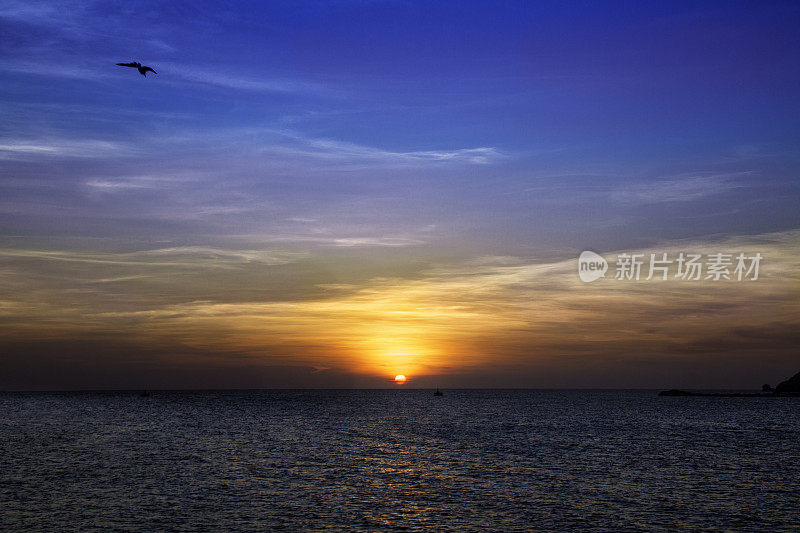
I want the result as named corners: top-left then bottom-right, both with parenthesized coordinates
top-left (1, 390), bottom-right (798, 532)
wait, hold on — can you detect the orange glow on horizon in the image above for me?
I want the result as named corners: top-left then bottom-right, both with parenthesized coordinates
top-left (394, 374), bottom-right (406, 384)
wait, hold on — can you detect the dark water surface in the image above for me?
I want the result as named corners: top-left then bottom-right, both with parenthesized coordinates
top-left (1, 390), bottom-right (798, 531)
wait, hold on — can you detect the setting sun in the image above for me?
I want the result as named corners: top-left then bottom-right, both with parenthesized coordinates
top-left (394, 374), bottom-right (407, 384)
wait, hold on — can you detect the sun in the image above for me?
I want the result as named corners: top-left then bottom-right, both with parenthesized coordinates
top-left (394, 374), bottom-right (407, 384)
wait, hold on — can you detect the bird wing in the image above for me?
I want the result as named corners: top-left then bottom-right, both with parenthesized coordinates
top-left (116, 62), bottom-right (138, 68)
top-left (142, 66), bottom-right (157, 74)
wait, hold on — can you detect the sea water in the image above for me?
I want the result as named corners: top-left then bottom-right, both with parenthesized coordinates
top-left (1, 390), bottom-right (798, 531)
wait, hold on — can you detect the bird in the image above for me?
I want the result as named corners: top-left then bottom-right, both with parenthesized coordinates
top-left (116, 61), bottom-right (157, 77)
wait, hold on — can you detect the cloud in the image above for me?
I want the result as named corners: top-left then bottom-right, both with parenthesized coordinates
top-left (1, 59), bottom-right (334, 100)
top-left (0, 245), bottom-right (304, 268)
top-left (160, 63), bottom-right (333, 96)
top-left (0, 139), bottom-right (133, 159)
top-left (517, 171), bottom-right (755, 208)
top-left (0, 62), bottom-right (109, 80)
top-left (0, 0), bottom-right (82, 27)
top-left (269, 131), bottom-right (503, 166)
top-left (611, 172), bottom-right (750, 205)
top-left (86, 179), bottom-right (158, 191)
top-left (330, 237), bottom-right (424, 247)
top-left (84, 173), bottom-right (199, 191)
top-left (1, 229), bottom-right (797, 388)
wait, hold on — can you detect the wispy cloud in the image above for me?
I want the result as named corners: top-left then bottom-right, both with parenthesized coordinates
top-left (1, 58), bottom-right (336, 101)
top-left (516, 171), bottom-right (756, 211)
top-left (270, 131), bottom-right (503, 165)
top-left (0, 0), bottom-right (104, 46)
top-left (160, 63), bottom-right (333, 96)
top-left (330, 237), bottom-right (424, 247)
top-left (0, 246), bottom-right (303, 268)
top-left (0, 62), bottom-right (109, 80)
top-left (0, 0), bottom-right (83, 27)
top-left (611, 172), bottom-right (750, 205)
top-left (0, 139), bottom-right (133, 159)
top-left (239, 233), bottom-right (427, 248)
top-left (84, 173), bottom-right (199, 192)
top-left (1, 230), bottom-right (797, 386)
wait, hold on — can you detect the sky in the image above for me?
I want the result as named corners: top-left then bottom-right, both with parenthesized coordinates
top-left (1, 0), bottom-right (799, 389)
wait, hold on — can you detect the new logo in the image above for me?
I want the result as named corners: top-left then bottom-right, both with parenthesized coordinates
top-left (578, 251), bottom-right (608, 282)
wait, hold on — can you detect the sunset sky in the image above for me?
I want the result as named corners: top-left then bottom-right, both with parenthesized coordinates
top-left (1, 0), bottom-right (798, 389)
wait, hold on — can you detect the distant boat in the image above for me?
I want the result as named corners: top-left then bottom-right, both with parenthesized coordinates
top-left (434, 389), bottom-right (443, 396)
top-left (140, 391), bottom-right (150, 397)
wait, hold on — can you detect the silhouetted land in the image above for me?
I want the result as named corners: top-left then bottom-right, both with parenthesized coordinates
top-left (659, 370), bottom-right (800, 397)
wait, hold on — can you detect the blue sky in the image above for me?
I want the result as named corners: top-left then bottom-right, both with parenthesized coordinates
top-left (1, 0), bottom-right (799, 389)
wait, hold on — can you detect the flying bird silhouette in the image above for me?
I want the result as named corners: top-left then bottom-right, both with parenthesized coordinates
top-left (116, 61), bottom-right (157, 77)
